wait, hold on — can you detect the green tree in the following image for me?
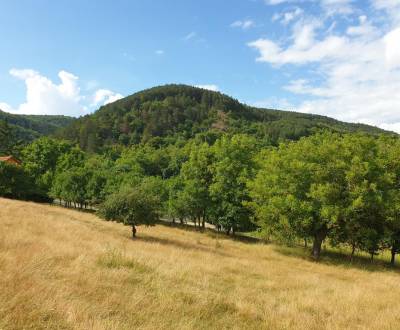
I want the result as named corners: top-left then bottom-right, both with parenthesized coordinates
top-left (0, 162), bottom-right (35, 200)
top-left (379, 137), bottom-right (400, 265)
top-left (337, 135), bottom-right (389, 261)
top-left (99, 178), bottom-right (164, 237)
top-left (210, 134), bottom-right (258, 235)
top-left (180, 142), bottom-right (214, 229)
top-left (22, 137), bottom-right (71, 197)
top-left (51, 166), bottom-right (89, 208)
top-left (84, 155), bottom-right (113, 206)
top-left (249, 132), bottom-right (348, 259)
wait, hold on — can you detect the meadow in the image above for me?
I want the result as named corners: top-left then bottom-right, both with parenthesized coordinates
top-left (1, 197), bottom-right (400, 330)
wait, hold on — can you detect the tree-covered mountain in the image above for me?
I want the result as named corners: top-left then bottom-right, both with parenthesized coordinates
top-left (57, 84), bottom-right (389, 152)
top-left (0, 109), bottom-right (74, 143)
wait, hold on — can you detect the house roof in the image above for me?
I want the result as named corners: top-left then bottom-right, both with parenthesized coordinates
top-left (0, 156), bottom-right (21, 165)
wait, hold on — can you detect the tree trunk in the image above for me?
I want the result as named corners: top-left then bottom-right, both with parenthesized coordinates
top-left (311, 229), bottom-right (326, 260)
top-left (391, 247), bottom-right (396, 266)
top-left (172, 217), bottom-right (176, 224)
top-left (304, 238), bottom-right (308, 248)
top-left (370, 253), bottom-right (374, 262)
top-left (132, 225), bottom-right (136, 238)
top-left (179, 217), bottom-right (184, 225)
top-left (350, 244), bottom-right (356, 263)
top-left (226, 227), bottom-right (231, 236)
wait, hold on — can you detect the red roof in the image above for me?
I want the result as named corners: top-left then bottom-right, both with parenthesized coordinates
top-left (0, 156), bottom-right (21, 165)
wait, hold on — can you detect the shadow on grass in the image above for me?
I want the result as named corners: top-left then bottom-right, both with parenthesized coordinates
top-left (135, 234), bottom-right (232, 258)
top-left (273, 245), bottom-right (400, 273)
top-left (156, 220), bottom-right (261, 245)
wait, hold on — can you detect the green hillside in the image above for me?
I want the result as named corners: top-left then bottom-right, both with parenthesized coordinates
top-left (0, 109), bottom-right (74, 143)
top-left (57, 84), bottom-right (389, 152)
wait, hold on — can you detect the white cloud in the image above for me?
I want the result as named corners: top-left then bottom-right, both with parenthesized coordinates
top-left (0, 69), bottom-right (123, 117)
top-left (3, 69), bottom-right (84, 116)
top-left (282, 7), bottom-right (304, 24)
top-left (372, 0), bottom-right (400, 25)
top-left (231, 19), bottom-right (256, 30)
top-left (195, 84), bottom-right (219, 91)
top-left (346, 15), bottom-right (378, 37)
top-left (266, 0), bottom-right (355, 17)
top-left (248, 2), bottom-right (400, 132)
top-left (321, 0), bottom-right (354, 16)
top-left (272, 7), bottom-right (304, 24)
top-left (92, 89), bottom-right (124, 107)
top-left (373, 0), bottom-right (400, 10)
top-left (384, 27), bottom-right (400, 69)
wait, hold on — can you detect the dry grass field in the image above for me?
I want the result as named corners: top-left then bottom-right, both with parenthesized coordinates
top-left (1, 198), bottom-right (400, 330)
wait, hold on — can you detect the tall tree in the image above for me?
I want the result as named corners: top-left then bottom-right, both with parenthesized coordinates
top-left (249, 132), bottom-right (348, 259)
top-left (180, 143), bottom-right (214, 229)
top-left (210, 134), bottom-right (258, 235)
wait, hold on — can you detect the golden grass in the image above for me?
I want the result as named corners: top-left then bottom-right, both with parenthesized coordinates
top-left (1, 198), bottom-right (400, 330)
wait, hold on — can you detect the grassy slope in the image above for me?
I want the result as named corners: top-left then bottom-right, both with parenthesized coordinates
top-left (1, 198), bottom-right (400, 330)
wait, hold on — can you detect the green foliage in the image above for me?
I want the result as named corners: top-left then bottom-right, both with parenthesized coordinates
top-left (57, 84), bottom-right (388, 151)
top-left (248, 132), bottom-right (400, 260)
top-left (98, 178), bottom-right (164, 236)
top-left (0, 162), bottom-right (36, 200)
top-left (180, 142), bottom-right (214, 227)
top-left (210, 135), bottom-right (258, 233)
top-left (22, 137), bottom-right (72, 197)
top-left (0, 109), bottom-right (73, 144)
top-left (0, 120), bottom-right (19, 155)
top-left (6, 84), bottom-right (400, 264)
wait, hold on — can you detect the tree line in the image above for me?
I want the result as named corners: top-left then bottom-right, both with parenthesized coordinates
top-left (2, 131), bottom-right (400, 264)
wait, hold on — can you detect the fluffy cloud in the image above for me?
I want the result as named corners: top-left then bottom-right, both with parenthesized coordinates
top-left (384, 27), bottom-right (400, 69)
top-left (249, 1), bottom-right (400, 132)
top-left (195, 84), bottom-right (219, 91)
top-left (92, 89), bottom-right (124, 107)
top-left (1, 69), bottom-right (123, 117)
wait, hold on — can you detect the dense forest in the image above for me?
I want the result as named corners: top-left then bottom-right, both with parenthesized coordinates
top-left (1, 85), bottom-right (400, 264)
top-left (0, 109), bottom-right (73, 143)
top-left (56, 85), bottom-right (388, 152)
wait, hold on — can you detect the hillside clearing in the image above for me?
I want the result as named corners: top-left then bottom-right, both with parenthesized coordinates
top-left (0, 198), bottom-right (399, 329)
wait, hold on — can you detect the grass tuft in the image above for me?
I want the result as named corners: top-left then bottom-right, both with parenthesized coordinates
top-left (97, 247), bottom-right (150, 273)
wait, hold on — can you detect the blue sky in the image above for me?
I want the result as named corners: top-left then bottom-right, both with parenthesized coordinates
top-left (0, 0), bottom-right (399, 131)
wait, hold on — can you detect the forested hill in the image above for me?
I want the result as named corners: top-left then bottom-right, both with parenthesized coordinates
top-left (0, 109), bottom-right (74, 142)
top-left (56, 84), bottom-right (388, 151)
